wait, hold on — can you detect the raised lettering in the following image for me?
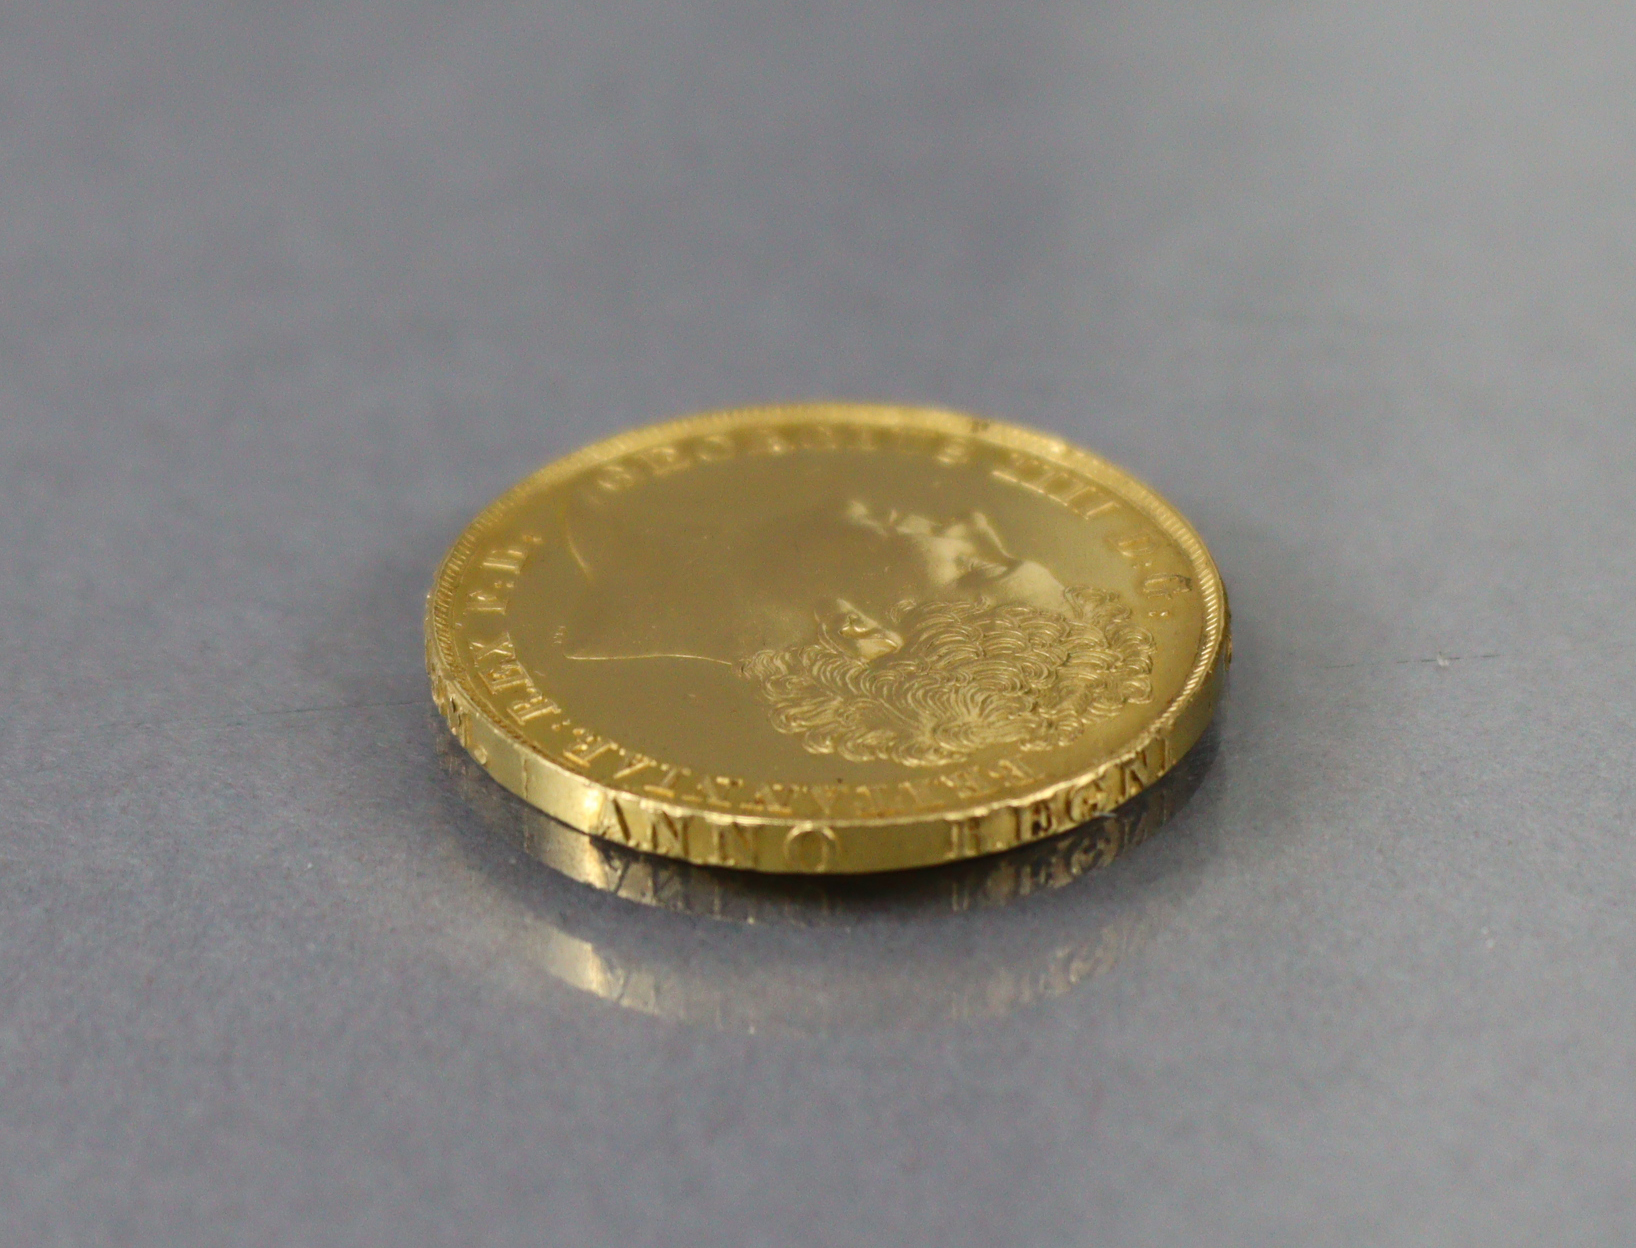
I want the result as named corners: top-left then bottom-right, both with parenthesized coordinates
top-left (1017, 798), bottom-right (1060, 844)
top-left (481, 546), bottom-right (530, 574)
top-left (611, 753), bottom-right (661, 782)
top-left (852, 784), bottom-right (892, 817)
top-left (593, 462), bottom-right (640, 493)
top-left (784, 824), bottom-right (838, 872)
top-left (938, 767), bottom-right (997, 800)
top-left (992, 452), bottom-right (1044, 488)
top-left (794, 426), bottom-right (839, 450)
top-left (1073, 494), bottom-right (1117, 518)
top-left (696, 775), bottom-right (743, 809)
top-left (992, 454), bottom-right (1113, 516)
top-left (1041, 472), bottom-right (1092, 506)
top-left (1141, 574), bottom-right (1193, 598)
top-left (707, 821), bottom-right (757, 869)
top-left (563, 728), bottom-right (618, 769)
top-left (635, 444), bottom-right (689, 476)
top-left (745, 429), bottom-right (792, 456)
top-left (650, 809), bottom-right (688, 857)
top-left (808, 784), bottom-right (846, 816)
top-left (694, 434), bottom-right (736, 461)
top-left (1123, 735), bottom-right (1169, 790)
top-left (593, 797), bottom-right (637, 847)
top-left (1066, 776), bottom-right (1114, 823)
top-left (480, 660), bottom-right (532, 693)
top-left (742, 783), bottom-right (795, 816)
top-left (896, 780), bottom-right (933, 808)
top-left (507, 694), bottom-right (561, 724)
top-left (1111, 532), bottom-right (1159, 558)
top-left (643, 766), bottom-right (685, 799)
top-left (989, 758), bottom-right (1035, 785)
top-left (467, 633), bottom-right (516, 664)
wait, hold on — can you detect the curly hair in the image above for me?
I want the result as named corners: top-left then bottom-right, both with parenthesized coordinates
top-left (739, 587), bottom-right (1156, 767)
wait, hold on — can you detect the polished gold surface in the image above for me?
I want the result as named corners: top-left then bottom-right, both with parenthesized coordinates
top-left (427, 403), bottom-right (1228, 872)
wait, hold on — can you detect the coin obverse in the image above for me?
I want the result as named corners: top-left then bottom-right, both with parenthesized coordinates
top-left (427, 403), bottom-right (1229, 874)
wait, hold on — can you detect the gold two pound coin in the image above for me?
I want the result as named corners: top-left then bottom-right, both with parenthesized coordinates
top-left (427, 403), bottom-right (1228, 874)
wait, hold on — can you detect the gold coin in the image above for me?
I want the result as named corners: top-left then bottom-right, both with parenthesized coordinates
top-left (427, 403), bottom-right (1229, 874)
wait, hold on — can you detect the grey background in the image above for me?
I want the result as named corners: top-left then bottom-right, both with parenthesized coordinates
top-left (3, 1), bottom-right (1634, 1244)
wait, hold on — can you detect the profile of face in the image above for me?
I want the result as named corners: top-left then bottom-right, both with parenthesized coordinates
top-left (564, 498), bottom-right (1070, 661)
top-left (561, 497), bottom-right (1155, 766)
top-left (797, 500), bottom-right (1079, 664)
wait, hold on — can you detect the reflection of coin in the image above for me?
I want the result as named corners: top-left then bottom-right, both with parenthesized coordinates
top-left (428, 403), bottom-right (1229, 872)
top-left (433, 729), bottom-right (1214, 1033)
top-left (523, 888), bottom-right (1167, 1034)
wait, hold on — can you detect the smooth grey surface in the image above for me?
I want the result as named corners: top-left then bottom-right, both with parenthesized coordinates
top-left (3, 1), bottom-right (1634, 1244)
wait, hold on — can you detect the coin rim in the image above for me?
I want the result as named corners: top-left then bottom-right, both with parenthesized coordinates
top-left (427, 402), bottom-right (1228, 873)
